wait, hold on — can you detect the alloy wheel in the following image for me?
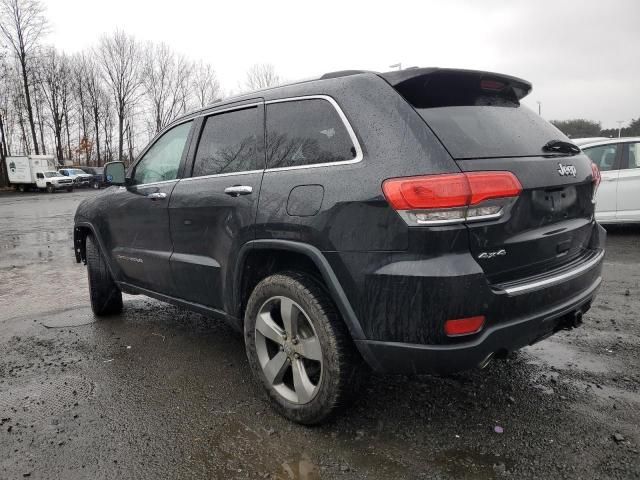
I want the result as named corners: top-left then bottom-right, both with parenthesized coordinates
top-left (255, 296), bottom-right (323, 404)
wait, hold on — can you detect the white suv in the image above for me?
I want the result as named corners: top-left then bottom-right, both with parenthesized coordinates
top-left (581, 137), bottom-right (640, 224)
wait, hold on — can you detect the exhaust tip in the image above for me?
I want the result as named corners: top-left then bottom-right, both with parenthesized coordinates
top-left (573, 311), bottom-right (584, 328)
top-left (478, 352), bottom-right (494, 369)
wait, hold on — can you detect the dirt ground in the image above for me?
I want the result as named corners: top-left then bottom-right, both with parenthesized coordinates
top-left (0, 189), bottom-right (638, 480)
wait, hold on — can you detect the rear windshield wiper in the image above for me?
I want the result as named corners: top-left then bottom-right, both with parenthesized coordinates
top-left (542, 139), bottom-right (580, 155)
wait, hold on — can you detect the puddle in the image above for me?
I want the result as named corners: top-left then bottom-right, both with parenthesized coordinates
top-left (41, 306), bottom-right (97, 328)
top-left (277, 454), bottom-right (320, 480)
top-left (525, 339), bottom-right (611, 374)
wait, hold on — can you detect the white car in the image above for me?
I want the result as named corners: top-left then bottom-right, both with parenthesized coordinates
top-left (581, 137), bottom-right (640, 224)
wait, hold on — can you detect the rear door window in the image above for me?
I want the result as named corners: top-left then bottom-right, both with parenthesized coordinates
top-left (583, 144), bottom-right (619, 171)
top-left (265, 99), bottom-right (357, 169)
top-left (192, 107), bottom-right (259, 177)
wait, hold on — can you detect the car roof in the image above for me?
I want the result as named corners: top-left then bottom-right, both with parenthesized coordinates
top-left (166, 66), bottom-right (533, 128)
top-left (579, 137), bottom-right (640, 149)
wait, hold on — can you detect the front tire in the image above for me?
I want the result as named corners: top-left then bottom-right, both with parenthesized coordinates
top-left (244, 272), bottom-right (364, 424)
top-left (86, 234), bottom-right (123, 316)
top-left (66, 187), bottom-right (73, 192)
top-left (46, 184), bottom-right (54, 193)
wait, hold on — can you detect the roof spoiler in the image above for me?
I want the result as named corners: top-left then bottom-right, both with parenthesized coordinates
top-left (380, 67), bottom-right (532, 100)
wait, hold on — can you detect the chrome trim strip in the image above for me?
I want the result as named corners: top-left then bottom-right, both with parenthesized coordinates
top-left (180, 169), bottom-right (263, 182)
top-left (498, 250), bottom-right (604, 295)
top-left (198, 102), bottom-right (260, 117)
top-left (132, 179), bottom-right (179, 187)
top-left (263, 95), bottom-right (364, 172)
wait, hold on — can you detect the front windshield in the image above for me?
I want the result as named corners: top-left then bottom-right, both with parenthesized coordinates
top-left (71, 169), bottom-right (87, 175)
top-left (44, 172), bottom-right (59, 178)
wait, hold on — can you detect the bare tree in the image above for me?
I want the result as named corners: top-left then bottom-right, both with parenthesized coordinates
top-left (191, 61), bottom-right (220, 108)
top-left (0, 0), bottom-right (48, 155)
top-left (97, 30), bottom-right (142, 162)
top-left (79, 55), bottom-right (107, 165)
top-left (37, 47), bottom-right (71, 162)
top-left (245, 63), bottom-right (280, 91)
top-left (142, 42), bottom-right (192, 134)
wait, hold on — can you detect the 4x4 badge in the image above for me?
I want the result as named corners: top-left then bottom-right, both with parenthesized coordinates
top-left (557, 163), bottom-right (577, 177)
top-left (478, 249), bottom-right (506, 259)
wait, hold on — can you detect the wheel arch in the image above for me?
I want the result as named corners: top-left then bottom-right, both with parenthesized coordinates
top-left (233, 240), bottom-right (366, 342)
top-left (74, 222), bottom-right (120, 281)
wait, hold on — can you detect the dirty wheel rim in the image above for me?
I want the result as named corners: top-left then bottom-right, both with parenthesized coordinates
top-left (255, 296), bottom-right (323, 404)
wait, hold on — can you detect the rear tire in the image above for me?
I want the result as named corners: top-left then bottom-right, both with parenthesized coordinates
top-left (244, 271), bottom-right (365, 424)
top-left (86, 234), bottom-right (123, 316)
top-left (17, 184), bottom-right (25, 192)
top-left (66, 187), bottom-right (73, 192)
top-left (92, 181), bottom-right (100, 189)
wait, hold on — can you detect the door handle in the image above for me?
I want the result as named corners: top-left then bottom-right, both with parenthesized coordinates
top-left (224, 185), bottom-right (253, 196)
top-left (147, 192), bottom-right (167, 199)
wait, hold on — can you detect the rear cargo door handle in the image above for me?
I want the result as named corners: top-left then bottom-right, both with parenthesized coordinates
top-left (224, 185), bottom-right (253, 196)
top-left (146, 192), bottom-right (167, 200)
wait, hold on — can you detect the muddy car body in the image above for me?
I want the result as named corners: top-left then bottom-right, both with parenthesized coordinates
top-left (73, 67), bottom-right (606, 423)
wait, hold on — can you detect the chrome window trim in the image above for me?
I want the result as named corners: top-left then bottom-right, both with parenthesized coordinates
top-left (263, 95), bottom-right (363, 173)
top-left (180, 169), bottom-right (263, 182)
top-left (130, 179), bottom-right (179, 187)
top-left (497, 250), bottom-right (604, 295)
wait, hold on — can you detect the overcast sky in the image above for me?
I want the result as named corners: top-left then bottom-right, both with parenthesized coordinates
top-left (44, 0), bottom-right (639, 128)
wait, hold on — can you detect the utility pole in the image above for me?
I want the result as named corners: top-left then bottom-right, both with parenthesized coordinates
top-left (389, 63), bottom-right (402, 71)
top-left (616, 120), bottom-right (625, 138)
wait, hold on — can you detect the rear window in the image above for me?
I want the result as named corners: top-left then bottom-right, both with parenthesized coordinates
top-left (394, 72), bottom-right (568, 159)
top-left (265, 99), bottom-right (357, 169)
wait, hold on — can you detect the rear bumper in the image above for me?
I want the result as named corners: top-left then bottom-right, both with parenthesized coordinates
top-left (356, 273), bottom-right (600, 374)
top-left (344, 223), bottom-right (607, 374)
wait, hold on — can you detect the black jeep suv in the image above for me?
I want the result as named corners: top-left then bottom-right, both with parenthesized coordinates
top-left (74, 67), bottom-right (605, 424)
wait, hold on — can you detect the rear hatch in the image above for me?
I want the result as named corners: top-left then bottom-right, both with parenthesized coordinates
top-left (382, 68), bottom-right (599, 283)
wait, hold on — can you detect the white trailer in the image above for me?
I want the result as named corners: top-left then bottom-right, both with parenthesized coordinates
top-left (5, 155), bottom-right (74, 192)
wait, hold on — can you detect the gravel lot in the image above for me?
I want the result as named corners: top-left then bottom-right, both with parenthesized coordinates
top-left (0, 189), bottom-right (638, 479)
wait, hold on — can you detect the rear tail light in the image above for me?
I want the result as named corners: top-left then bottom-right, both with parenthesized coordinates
top-left (591, 162), bottom-right (601, 200)
top-left (382, 171), bottom-right (522, 226)
top-left (444, 316), bottom-right (486, 337)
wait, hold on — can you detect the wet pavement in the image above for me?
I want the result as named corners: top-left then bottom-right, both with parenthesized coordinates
top-left (0, 189), bottom-right (639, 479)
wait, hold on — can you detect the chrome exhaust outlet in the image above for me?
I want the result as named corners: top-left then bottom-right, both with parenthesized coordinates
top-left (478, 352), bottom-right (494, 369)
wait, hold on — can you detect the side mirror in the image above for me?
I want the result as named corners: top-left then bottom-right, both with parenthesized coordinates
top-left (104, 161), bottom-right (126, 186)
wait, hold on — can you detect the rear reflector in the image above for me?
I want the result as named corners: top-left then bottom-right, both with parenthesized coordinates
top-left (382, 171), bottom-right (522, 225)
top-left (444, 316), bottom-right (486, 337)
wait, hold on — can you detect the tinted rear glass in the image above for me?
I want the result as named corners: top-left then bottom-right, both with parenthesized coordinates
top-left (418, 105), bottom-right (566, 159)
top-left (392, 71), bottom-right (568, 159)
top-left (265, 99), bottom-right (357, 169)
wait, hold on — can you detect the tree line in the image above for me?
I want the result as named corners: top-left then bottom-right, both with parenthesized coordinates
top-left (0, 0), bottom-right (280, 186)
top-left (550, 118), bottom-right (640, 139)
